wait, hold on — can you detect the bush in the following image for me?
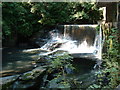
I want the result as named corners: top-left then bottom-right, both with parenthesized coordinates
top-left (2, 2), bottom-right (103, 45)
top-left (88, 28), bottom-right (120, 89)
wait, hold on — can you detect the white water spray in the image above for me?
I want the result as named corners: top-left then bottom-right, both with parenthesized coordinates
top-left (40, 25), bottom-right (103, 60)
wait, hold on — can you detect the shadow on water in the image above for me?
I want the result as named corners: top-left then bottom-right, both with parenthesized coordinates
top-left (2, 48), bottom-right (40, 77)
top-left (65, 58), bottom-right (98, 88)
top-left (72, 58), bottom-right (96, 75)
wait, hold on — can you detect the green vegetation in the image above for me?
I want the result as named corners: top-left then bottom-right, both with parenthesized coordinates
top-left (2, 2), bottom-right (120, 89)
top-left (2, 2), bottom-right (102, 45)
top-left (38, 52), bottom-right (75, 88)
top-left (102, 28), bottom-right (120, 88)
top-left (2, 2), bottom-right (41, 44)
top-left (88, 28), bottom-right (120, 89)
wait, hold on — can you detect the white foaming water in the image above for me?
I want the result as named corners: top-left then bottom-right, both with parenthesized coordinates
top-left (40, 25), bottom-right (103, 59)
top-left (60, 39), bottom-right (96, 53)
top-left (40, 35), bottom-right (99, 56)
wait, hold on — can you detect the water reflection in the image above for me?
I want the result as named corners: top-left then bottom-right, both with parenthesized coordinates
top-left (2, 48), bottom-right (40, 77)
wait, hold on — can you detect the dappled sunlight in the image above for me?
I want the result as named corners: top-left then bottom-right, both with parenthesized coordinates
top-left (2, 48), bottom-right (40, 77)
top-left (22, 48), bottom-right (40, 53)
top-left (1, 2), bottom-right (120, 89)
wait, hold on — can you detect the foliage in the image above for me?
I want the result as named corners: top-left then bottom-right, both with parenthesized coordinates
top-left (88, 27), bottom-right (120, 89)
top-left (2, 2), bottom-right (102, 45)
top-left (31, 2), bottom-right (103, 25)
top-left (31, 2), bottom-right (73, 25)
top-left (102, 28), bottom-right (120, 88)
top-left (2, 2), bottom-right (41, 42)
top-left (43, 52), bottom-right (75, 88)
top-left (71, 2), bottom-right (103, 23)
top-left (48, 52), bottom-right (74, 75)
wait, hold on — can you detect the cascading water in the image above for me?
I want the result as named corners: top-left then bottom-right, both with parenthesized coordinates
top-left (1, 25), bottom-right (104, 89)
top-left (61, 25), bottom-right (97, 54)
top-left (39, 24), bottom-right (104, 88)
top-left (40, 25), bottom-right (103, 60)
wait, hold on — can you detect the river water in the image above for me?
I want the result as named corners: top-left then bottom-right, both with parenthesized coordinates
top-left (2, 47), bottom-right (40, 77)
top-left (2, 24), bottom-right (104, 89)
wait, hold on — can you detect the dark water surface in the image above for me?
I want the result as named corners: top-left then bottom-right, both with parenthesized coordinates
top-left (65, 58), bottom-right (98, 88)
top-left (72, 58), bottom-right (96, 74)
top-left (2, 48), bottom-right (40, 77)
top-left (1, 47), bottom-right (100, 89)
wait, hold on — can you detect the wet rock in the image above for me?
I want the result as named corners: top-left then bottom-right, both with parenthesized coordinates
top-left (20, 71), bottom-right (34, 81)
top-left (36, 56), bottom-right (48, 63)
top-left (1, 66), bottom-right (47, 90)
top-left (116, 84), bottom-right (120, 90)
top-left (20, 66), bottom-right (46, 81)
top-left (46, 76), bottom-right (70, 89)
top-left (12, 66), bottom-right (47, 89)
top-left (0, 75), bottom-right (20, 89)
top-left (0, 75), bottom-right (20, 85)
top-left (49, 42), bottom-right (63, 51)
top-left (13, 81), bottom-right (36, 89)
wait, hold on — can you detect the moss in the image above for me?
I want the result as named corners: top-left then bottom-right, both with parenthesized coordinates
top-left (21, 72), bottom-right (33, 81)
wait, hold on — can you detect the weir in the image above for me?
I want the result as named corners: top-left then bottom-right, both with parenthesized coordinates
top-left (40, 24), bottom-right (103, 60)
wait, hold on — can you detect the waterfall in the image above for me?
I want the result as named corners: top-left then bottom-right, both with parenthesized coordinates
top-left (40, 25), bottom-right (103, 60)
top-left (61, 25), bottom-right (99, 53)
top-left (98, 24), bottom-right (102, 60)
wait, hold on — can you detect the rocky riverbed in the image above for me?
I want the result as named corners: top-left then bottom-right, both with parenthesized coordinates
top-left (1, 47), bottom-right (111, 90)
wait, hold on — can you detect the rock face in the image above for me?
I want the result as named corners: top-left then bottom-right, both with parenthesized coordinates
top-left (46, 76), bottom-right (71, 89)
top-left (1, 66), bottom-right (47, 90)
top-left (20, 66), bottom-right (46, 81)
top-left (116, 84), bottom-right (120, 90)
top-left (0, 75), bottom-right (20, 89)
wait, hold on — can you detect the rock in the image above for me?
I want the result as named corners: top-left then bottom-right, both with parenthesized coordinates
top-left (20, 71), bottom-right (34, 81)
top-left (0, 66), bottom-right (47, 89)
top-left (0, 75), bottom-right (20, 85)
top-left (20, 66), bottom-right (46, 81)
top-left (49, 42), bottom-right (63, 51)
top-left (13, 81), bottom-right (36, 89)
top-left (12, 66), bottom-right (47, 89)
top-left (70, 53), bottom-right (98, 59)
top-left (36, 56), bottom-right (48, 63)
top-left (46, 76), bottom-right (70, 89)
top-left (39, 49), bottom-right (68, 56)
top-left (115, 84), bottom-right (120, 90)
top-left (0, 75), bottom-right (20, 89)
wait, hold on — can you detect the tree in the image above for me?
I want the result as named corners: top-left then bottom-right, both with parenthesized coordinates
top-left (2, 2), bottom-right (102, 46)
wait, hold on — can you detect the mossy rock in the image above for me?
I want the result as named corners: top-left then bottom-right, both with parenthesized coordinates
top-left (1, 75), bottom-right (20, 90)
top-left (20, 66), bottom-right (46, 81)
top-left (47, 76), bottom-right (70, 89)
top-left (20, 71), bottom-right (34, 81)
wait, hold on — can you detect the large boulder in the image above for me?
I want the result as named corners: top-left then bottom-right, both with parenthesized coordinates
top-left (1, 66), bottom-right (47, 90)
top-left (0, 75), bottom-right (20, 90)
top-left (45, 76), bottom-right (71, 89)
top-left (20, 66), bottom-right (46, 81)
top-left (13, 66), bottom-right (47, 89)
